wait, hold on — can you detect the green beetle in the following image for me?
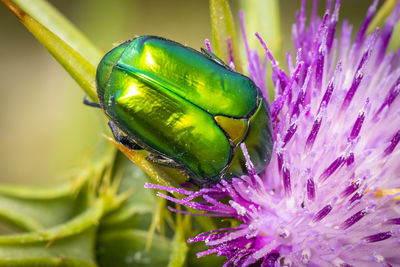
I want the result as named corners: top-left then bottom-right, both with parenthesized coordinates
top-left (96, 36), bottom-right (272, 185)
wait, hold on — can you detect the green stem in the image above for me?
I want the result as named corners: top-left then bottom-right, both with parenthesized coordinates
top-left (209, 0), bottom-right (242, 73)
top-left (368, 0), bottom-right (398, 33)
top-left (11, 0), bottom-right (102, 66)
top-left (2, 0), bottom-right (99, 102)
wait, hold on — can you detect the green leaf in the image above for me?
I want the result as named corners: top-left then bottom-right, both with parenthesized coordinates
top-left (0, 209), bottom-right (43, 233)
top-left (98, 155), bottom-right (177, 267)
top-left (100, 155), bottom-right (156, 231)
top-left (0, 227), bottom-right (97, 267)
top-left (0, 179), bottom-right (84, 200)
top-left (97, 229), bottom-right (171, 267)
top-left (209, 0), bottom-right (242, 72)
top-left (0, 198), bottom-right (103, 244)
top-left (167, 215), bottom-right (188, 267)
top-left (0, 177), bottom-right (92, 232)
top-left (0, 176), bottom-right (102, 266)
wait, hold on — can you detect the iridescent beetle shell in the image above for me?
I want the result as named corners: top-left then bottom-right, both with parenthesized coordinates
top-left (96, 36), bottom-right (272, 184)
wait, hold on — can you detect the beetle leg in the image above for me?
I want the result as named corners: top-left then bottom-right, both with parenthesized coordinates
top-left (146, 154), bottom-right (181, 168)
top-left (83, 96), bottom-right (102, 108)
top-left (108, 121), bottom-right (142, 150)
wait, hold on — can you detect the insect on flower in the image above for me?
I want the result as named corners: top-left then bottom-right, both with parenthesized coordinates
top-left (147, 0), bottom-right (400, 266)
top-left (93, 36), bottom-right (273, 185)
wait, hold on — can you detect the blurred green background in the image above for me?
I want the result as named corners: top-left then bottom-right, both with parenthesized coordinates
top-left (0, 0), bottom-right (377, 185)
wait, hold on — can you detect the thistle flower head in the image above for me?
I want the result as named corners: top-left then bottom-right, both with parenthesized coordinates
top-left (147, 1), bottom-right (400, 266)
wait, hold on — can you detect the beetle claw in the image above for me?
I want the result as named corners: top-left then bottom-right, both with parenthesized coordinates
top-left (146, 154), bottom-right (180, 168)
top-left (108, 121), bottom-right (142, 150)
top-left (83, 96), bottom-right (101, 108)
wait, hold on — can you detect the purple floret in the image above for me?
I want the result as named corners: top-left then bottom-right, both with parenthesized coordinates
top-left (146, 1), bottom-right (400, 265)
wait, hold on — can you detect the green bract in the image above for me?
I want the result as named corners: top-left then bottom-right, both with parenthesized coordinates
top-left (96, 36), bottom-right (272, 184)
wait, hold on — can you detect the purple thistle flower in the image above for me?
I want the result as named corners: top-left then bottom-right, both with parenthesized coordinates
top-left (146, 0), bottom-right (400, 266)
